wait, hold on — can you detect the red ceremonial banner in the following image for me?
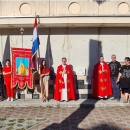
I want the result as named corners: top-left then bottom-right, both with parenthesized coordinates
top-left (11, 48), bottom-right (33, 89)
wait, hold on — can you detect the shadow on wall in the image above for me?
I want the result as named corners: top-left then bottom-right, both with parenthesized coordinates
top-left (87, 39), bottom-right (103, 99)
top-left (69, 64), bottom-right (77, 99)
top-left (93, 0), bottom-right (108, 5)
top-left (2, 35), bottom-right (10, 65)
top-left (45, 34), bottom-right (55, 80)
top-left (69, 39), bottom-right (103, 100)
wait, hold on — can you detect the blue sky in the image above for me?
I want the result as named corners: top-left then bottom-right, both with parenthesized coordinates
top-left (16, 57), bottom-right (29, 69)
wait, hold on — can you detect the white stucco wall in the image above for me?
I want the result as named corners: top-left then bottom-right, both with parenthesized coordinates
top-left (0, 27), bottom-right (129, 81)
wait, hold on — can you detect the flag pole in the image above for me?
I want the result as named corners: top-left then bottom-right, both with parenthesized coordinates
top-left (32, 13), bottom-right (37, 98)
top-left (37, 16), bottom-right (41, 100)
top-left (35, 14), bottom-right (41, 99)
top-left (35, 12), bottom-right (41, 68)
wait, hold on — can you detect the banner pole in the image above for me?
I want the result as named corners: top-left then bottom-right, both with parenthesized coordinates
top-left (36, 15), bottom-right (41, 66)
top-left (37, 15), bottom-right (41, 99)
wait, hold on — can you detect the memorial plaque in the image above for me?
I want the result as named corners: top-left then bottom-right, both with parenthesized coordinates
top-left (18, 94), bottom-right (25, 99)
top-left (77, 80), bottom-right (92, 89)
top-left (76, 94), bottom-right (88, 99)
top-left (81, 94), bottom-right (88, 99)
top-left (76, 68), bottom-right (85, 75)
top-left (78, 80), bottom-right (84, 85)
top-left (77, 80), bottom-right (85, 89)
top-left (77, 85), bottom-right (88, 89)
top-left (32, 94), bottom-right (39, 99)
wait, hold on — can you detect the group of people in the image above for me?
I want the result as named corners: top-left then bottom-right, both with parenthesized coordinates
top-left (39, 57), bottom-right (76, 102)
top-left (93, 55), bottom-right (130, 103)
top-left (0, 56), bottom-right (130, 103)
top-left (39, 55), bottom-right (130, 103)
top-left (0, 57), bottom-right (76, 102)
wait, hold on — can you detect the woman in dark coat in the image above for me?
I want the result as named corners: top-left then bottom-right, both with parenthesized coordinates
top-left (0, 62), bottom-right (6, 101)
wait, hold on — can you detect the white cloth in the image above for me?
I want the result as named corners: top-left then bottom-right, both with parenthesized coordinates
top-left (100, 62), bottom-right (104, 71)
top-left (61, 64), bottom-right (68, 101)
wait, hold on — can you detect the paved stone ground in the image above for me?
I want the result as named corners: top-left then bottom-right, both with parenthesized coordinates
top-left (0, 117), bottom-right (46, 130)
top-left (0, 106), bottom-right (130, 130)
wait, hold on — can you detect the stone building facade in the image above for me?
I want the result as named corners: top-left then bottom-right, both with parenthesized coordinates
top-left (0, 0), bottom-right (129, 99)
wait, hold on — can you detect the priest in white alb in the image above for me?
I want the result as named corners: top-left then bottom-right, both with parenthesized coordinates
top-left (54, 57), bottom-right (76, 101)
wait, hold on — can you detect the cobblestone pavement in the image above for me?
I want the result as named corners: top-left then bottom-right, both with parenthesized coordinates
top-left (0, 107), bottom-right (130, 130)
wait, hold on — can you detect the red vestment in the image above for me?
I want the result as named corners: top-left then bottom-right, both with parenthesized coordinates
top-left (92, 62), bottom-right (112, 97)
top-left (54, 64), bottom-right (76, 101)
top-left (3, 66), bottom-right (14, 98)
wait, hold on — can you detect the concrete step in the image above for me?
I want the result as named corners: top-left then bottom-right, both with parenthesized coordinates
top-left (0, 99), bottom-right (130, 108)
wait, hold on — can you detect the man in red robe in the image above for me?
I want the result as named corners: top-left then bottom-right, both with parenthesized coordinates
top-left (92, 56), bottom-right (112, 98)
top-left (54, 57), bottom-right (76, 101)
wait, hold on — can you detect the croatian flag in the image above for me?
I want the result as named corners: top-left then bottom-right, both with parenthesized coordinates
top-left (32, 17), bottom-right (40, 74)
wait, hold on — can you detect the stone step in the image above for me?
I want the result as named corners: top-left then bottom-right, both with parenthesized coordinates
top-left (0, 99), bottom-right (129, 108)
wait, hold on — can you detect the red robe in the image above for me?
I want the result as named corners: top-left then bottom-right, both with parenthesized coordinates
top-left (92, 62), bottom-right (112, 97)
top-left (54, 64), bottom-right (76, 101)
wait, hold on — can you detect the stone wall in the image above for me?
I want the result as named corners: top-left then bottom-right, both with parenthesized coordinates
top-left (0, 27), bottom-right (129, 99)
top-left (0, 1), bottom-right (130, 28)
top-left (0, 0), bottom-right (130, 16)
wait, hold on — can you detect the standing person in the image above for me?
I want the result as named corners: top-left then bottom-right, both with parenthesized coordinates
top-left (93, 56), bottom-right (112, 99)
top-left (3, 59), bottom-right (14, 101)
top-left (54, 57), bottom-right (76, 102)
top-left (0, 62), bottom-right (6, 101)
top-left (39, 60), bottom-right (50, 102)
top-left (116, 57), bottom-right (130, 103)
top-left (109, 54), bottom-right (121, 101)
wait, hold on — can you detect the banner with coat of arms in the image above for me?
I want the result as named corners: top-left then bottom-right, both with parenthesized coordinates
top-left (11, 48), bottom-right (33, 89)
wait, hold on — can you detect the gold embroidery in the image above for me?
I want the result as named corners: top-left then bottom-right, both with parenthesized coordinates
top-left (101, 86), bottom-right (106, 91)
top-left (100, 79), bottom-right (103, 82)
top-left (104, 70), bottom-right (108, 73)
top-left (67, 79), bottom-right (70, 83)
top-left (67, 71), bottom-right (70, 74)
top-left (59, 79), bottom-right (64, 84)
top-left (98, 70), bottom-right (102, 74)
top-left (104, 78), bottom-right (107, 82)
top-left (59, 71), bottom-right (62, 74)
top-left (59, 80), bottom-right (62, 83)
